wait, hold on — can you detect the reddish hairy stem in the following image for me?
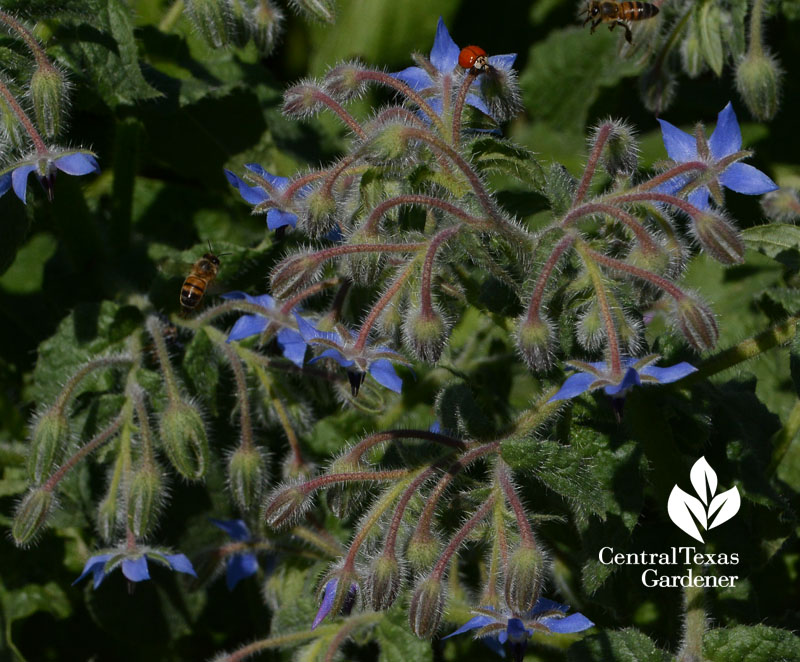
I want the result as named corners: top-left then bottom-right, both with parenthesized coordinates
top-left (577, 243), bottom-right (622, 373)
top-left (354, 261), bottom-right (416, 352)
top-left (362, 194), bottom-right (488, 234)
top-left (583, 245), bottom-right (687, 300)
top-left (383, 465), bottom-right (441, 557)
top-left (452, 69), bottom-right (480, 144)
top-left (420, 226), bottom-right (462, 313)
top-left (497, 462), bottom-right (536, 548)
top-left (0, 11), bottom-right (49, 67)
top-left (346, 429), bottom-right (466, 461)
top-left (311, 89), bottom-right (368, 140)
top-left (221, 345), bottom-right (254, 450)
top-left (611, 192), bottom-right (703, 218)
top-left (431, 497), bottom-right (496, 579)
top-left (564, 202), bottom-right (659, 253)
top-left (525, 234), bottom-right (575, 322)
top-left (635, 161), bottom-right (708, 191)
top-left (298, 469), bottom-right (411, 495)
top-left (0, 78), bottom-right (47, 153)
top-left (280, 278), bottom-right (341, 314)
top-left (574, 123), bottom-right (613, 205)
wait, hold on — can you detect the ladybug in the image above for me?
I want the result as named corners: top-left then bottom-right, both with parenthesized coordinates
top-left (458, 45), bottom-right (489, 72)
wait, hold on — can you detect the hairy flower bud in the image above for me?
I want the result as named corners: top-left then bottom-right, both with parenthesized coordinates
top-left (283, 81), bottom-right (327, 118)
top-left (344, 228), bottom-right (384, 285)
top-left (673, 295), bottom-right (719, 352)
top-left (593, 120), bottom-right (638, 177)
top-left (228, 445), bottom-right (265, 511)
top-left (516, 314), bottom-right (555, 372)
top-left (478, 66), bottom-right (522, 122)
top-left (367, 123), bottom-right (414, 162)
top-left (367, 553), bottom-right (403, 610)
top-left (403, 306), bottom-right (447, 364)
top-left (96, 491), bottom-right (119, 542)
top-left (690, 211), bottom-right (745, 265)
top-left (735, 49), bottom-right (782, 121)
top-left (504, 545), bottom-right (545, 614)
top-left (761, 188), bottom-right (800, 222)
top-left (249, 0), bottom-right (283, 54)
top-left (185, 0), bottom-right (234, 48)
top-left (301, 188), bottom-right (339, 238)
top-left (263, 482), bottom-right (309, 528)
top-left (406, 532), bottom-right (440, 571)
top-left (324, 454), bottom-right (367, 517)
top-left (640, 68), bottom-right (676, 115)
top-left (159, 400), bottom-right (209, 481)
top-left (0, 94), bottom-right (27, 150)
top-left (13, 487), bottom-right (55, 546)
top-left (31, 64), bottom-right (67, 139)
top-left (126, 463), bottom-right (164, 538)
top-left (270, 251), bottom-right (322, 298)
top-left (27, 408), bottom-right (69, 484)
top-left (324, 61), bottom-right (369, 101)
top-left (290, 0), bottom-right (336, 23)
top-left (409, 575), bottom-right (444, 638)
top-left (681, 22), bottom-right (705, 78)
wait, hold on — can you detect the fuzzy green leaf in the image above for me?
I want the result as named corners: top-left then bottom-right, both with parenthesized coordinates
top-left (704, 625), bottom-right (800, 662)
top-left (568, 628), bottom-right (672, 662)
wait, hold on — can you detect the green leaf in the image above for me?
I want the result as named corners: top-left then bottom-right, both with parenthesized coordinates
top-left (376, 606), bottom-right (433, 662)
top-left (0, 233), bottom-right (57, 295)
top-left (704, 625), bottom-right (800, 662)
top-left (185, 330), bottom-right (219, 415)
top-left (696, 1), bottom-right (725, 76)
top-left (568, 628), bottom-right (672, 662)
top-left (0, 579), bottom-right (71, 659)
top-left (468, 136), bottom-right (546, 191)
top-left (743, 223), bottom-right (800, 266)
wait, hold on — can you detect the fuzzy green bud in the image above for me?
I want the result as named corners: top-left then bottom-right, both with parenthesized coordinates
top-left (504, 545), bottom-right (545, 613)
top-left (367, 123), bottom-right (413, 162)
top-left (228, 445), bottom-right (265, 511)
top-left (126, 463), bottom-right (164, 538)
top-left (681, 19), bottom-right (706, 78)
top-left (31, 64), bottom-right (67, 139)
top-left (478, 66), bottom-right (522, 122)
top-left (344, 228), bottom-right (384, 285)
top-left (324, 61), bottom-right (369, 101)
top-left (761, 188), bottom-right (800, 222)
top-left (691, 211), bottom-right (745, 265)
top-left (640, 68), bottom-right (676, 115)
top-left (250, 0), bottom-right (283, 54)
top-left (159, 400), bottom-right (209, 481)
top-left (13, 487), bottom-right (54, 546)
top-left (27, 408), bottom-right (69, 484)
top-left (270, 251), bottom-right (321, 298)
top-left (673, 295), bottom-right (719, 352)
top-left (735, 49), bottom-right (782, 121)
top-left (516, 314), bottom-right (554, 372)
top-left (325, 455), bottom-right (366, 517)
top-left (406, 532), bottom-right (440, 571)
top-left (96, 491), bottom-right (119, 542)
top-left (404, 307), bottom-right (447, 364)
top-left (367, 554), bottom-right (403, 610)
top-left (301, 188), bottom-right (338, 238)
top-left (0, 94), bottom-right (26, 150)
top-left (576, 303), bottom-right (605, 352)
top-left (263, 482), bottom-right (309, 528)
top-left (595, 121), bottom-right (638, 177)
top-left (409, 575), bottom-right (444, 638)
top-left (282, 81), bottom-right (326, 118)
top-left (185, 0), bottom-right (233, 48)
top-left (290, 0), bottom-right (336, 23)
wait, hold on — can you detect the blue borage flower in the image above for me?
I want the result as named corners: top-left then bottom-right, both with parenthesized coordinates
top-left (221, 291), bottom-right (307, 367)
top-left (0, 148), bottom-right (99, 204)
top-left (210, 518), bottom-right (260, 590)
top-left (73, 548), bottom-right (196, 589)
top-left (444, 599), bottom-right (594, 661)
top-left (390, 17), bottom-right (516, 120)
top-left (657, 102), bottom-right (777, 210)
top-left (294, 313), bottom-right (407, 395)
top-left (224, 163), bottom-right (299, 231)
top-left (548, 355), bottom-right (697, 403)
top-left (312, 577), bottom-right (358, 629)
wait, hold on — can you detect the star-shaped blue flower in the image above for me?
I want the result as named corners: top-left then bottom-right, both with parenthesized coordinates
top-left (224, 163), bottom-right (298, 231)
top-left (312, 577), bottom-right (358, 629)
top-left (221, 291), bottom-right (307, 367)
top-left (210, 518), bottom-right (260, 590)
top-left (391, 17), bottom-right (516, 120)
top-left (294, 313), bottom-right (406, 395)
top-left (0, 149), bottom-right (99, 204)
top-left (73, 549), bottom-right (196, 589)
top-left (444, 599), bottom-right (594, 661)
top-left (549, 356), bottom-right (697, 403)
top-left (657, 102), bottom-right (777, 210)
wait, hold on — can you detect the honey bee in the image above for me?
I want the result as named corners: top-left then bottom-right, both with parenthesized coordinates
top-left (180, 242), bottom-right (228, 311)
top-left (584, 0), bottom-right (659, 43)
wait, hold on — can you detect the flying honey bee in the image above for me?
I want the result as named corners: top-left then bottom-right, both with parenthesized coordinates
top-left (180, 242), bottom-right (229, 311)
top-left (584, 0), bottom-right (659, 43)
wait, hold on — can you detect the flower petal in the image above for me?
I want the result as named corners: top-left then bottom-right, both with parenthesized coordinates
top-left (0, 173), bottom-right (11, 198)
top-left (294, 313), bottom-right (341, 343)
top-left (430, 17), bottom-right (460, 73)
top-left (442, 614), bottom-right (498, 639)
top-left (165, 553), bottom-right (198, 577)
top-left (540, 612), bottom-right (594, 634)
top-left (225, 169), bottom-right (269, 205)
top-left (309, 348), bottom-right (354, 367)
top-left (465, 92), bottom-right (492, 117)
top-left (210, 518), bottom-right (252, 541)
top-left (719, 162), bottom-right (778, 195)
top-left (488, 53), bottom-right (517, 71)
top-left (122, 556), bottom-right (150, 582)
top-left (658, 119), bottom-right (698, 163)
top-left (312, 578), bottom-right (338, 629)
top-left (506, 618), bottom-right (529, 643)
top-left (244, 163), bottom-right (289, 190)
top-left (640, 361), bottom-right (697, 384)
top-left (708, 102), bottom-right (741, 160)
top-left (391, 66), bottom-right (433, 92)
top-left (73, 553), bottom-right (113, 589)
top-left (277, 328), bottom-right (307, 367)
top-left (530, 597), bottom-right (569, 616)
top-left (604, 366), bottom-right (641, 396)
top-left (54, 153), bottom-right (100, 175)
top-left (267, 208), bottom-right (298, 230)
top-left (11, 164), bottom-right (37, 204)
top-left (226, 552), bottom-right (259, 590)
top-left (369, 359), bottom-right (402, 393)
top-left (227, 314), bottom-right (267, 342)
top-left (688, 187), bottom-right (710, 211)
top-left (548, 371), bottom-right (596, 402)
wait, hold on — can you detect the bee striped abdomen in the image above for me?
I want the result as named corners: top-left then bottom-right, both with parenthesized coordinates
top-left (620, 1), bottom-right (659, 20)
top-left (180, 275), bottom-right (207, 308)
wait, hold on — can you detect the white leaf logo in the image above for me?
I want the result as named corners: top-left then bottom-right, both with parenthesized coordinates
top-left (668, 457), bottom-right (740, 542)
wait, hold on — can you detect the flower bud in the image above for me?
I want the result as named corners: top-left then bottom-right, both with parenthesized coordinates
top-left (263, 482), bottom-right (309, 528)
top-left (576, 303), bottom-right (605, 352)
top-left (673, 295), bottom-right (718, 352)
top-left (516, 314), bottom-right (555, 372)
top-left (301, 188), bottom-right (338, 238)
top-left (367, 123), bottom-right (414, 162)
top-left (291, 0), bottom-right (336, 23)
top-left (409, 575), bottom-right (444, 638)
top-left (185, 0), bottom-right (234, 48)
top-left (228, 445), bottom-right (266, 511)
top-left (403, 306), bottom-right (447, 364)
top-left (690, 211), bottom-right (745, 265)
top-left (13, 487), bottom-right (55, 546)
top-left (31, 64), bottom-right (67, 139)
top-left (504, 545), bottom-right (545, 614)
top-left (159, 399), bottom-right (209, 481)
top-left (761, 188), bottom-right (800, 222)
top-left (735, 49), bottom-right (782, 121)
top-left (640, 67), bottom-right (676, 115)
top-left (96, 491), bottom-right (119, 542)
top-left (406, 531), bottom-right (440, 571)
top-left (325, 456), bottom-right (366, 517)
top-left (270, 251), bottom-right (322, 298)
top-left (27, 408), bottom-right (69, 484)
top-left (478, 66), bottom-right (522, 122)
top-left (344, 228), bottom-right (384, 285)
top-left (681, 21), bottom-right (705, 78)
top-left (0, 94), bottom-right (26, 150)
top-left (126, 463), bottom-right (164, 538)
top-left (324, 61), bottom-right (369, 101)
top-left (283, 81), bottom-right (327, 118)
top-left (249, 0), bottom-right (283, 54)
top-left (367, 553), bottom-right (403, 610)
top-left (593, 120), bottom-right (638, 177)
